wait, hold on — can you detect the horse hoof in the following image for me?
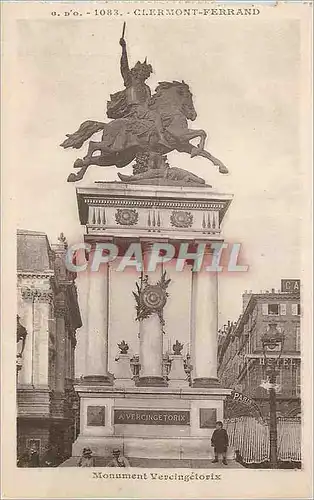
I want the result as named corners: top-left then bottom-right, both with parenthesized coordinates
top-left (219, 165), bottom-right (229, 174)
top-left (74, 158), bottom-right (84, 168)
top-left (67, 173), bottom-right (78, 182)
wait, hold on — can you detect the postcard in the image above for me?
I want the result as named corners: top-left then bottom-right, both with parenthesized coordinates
top-left (1, 1), bottom-right (312, 498)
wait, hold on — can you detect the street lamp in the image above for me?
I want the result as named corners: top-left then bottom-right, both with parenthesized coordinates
top-left (261, 323), bottom-right (284, 469)
top-left (16, 315), bottom-right (28, 379)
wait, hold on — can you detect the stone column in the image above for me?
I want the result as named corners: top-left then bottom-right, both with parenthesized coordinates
top-left (66, 335), bottom-right (72, 379)
top-left (138, 242), bottom-right (166, 386)
top-left (55, 311), bottom-right (66, 393)
top-left (191, 250), bottom-right (219, 387)
top-left (33, 292), bottom-right (51, 387)
top-left (84, 251), bottom-right (112, 384)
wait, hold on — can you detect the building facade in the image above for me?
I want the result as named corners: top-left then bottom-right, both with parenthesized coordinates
top-left (17, 230), bottom-right (82, 466)
top-left (218, 285), bottom-right (301, 418)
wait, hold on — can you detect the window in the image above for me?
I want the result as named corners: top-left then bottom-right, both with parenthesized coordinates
top-left (277, 368), bottom-right (283, 394)
top-left (253, 333), bottom-right (257, 350)
top-left (268, 304), bottom-right (279, 316)
top-left (296, 326), bottom-right (301, 351)
top-left (262, 303), bottom-right (280, 315)
top-left (292, 303), bottom-right (301, 316)
top-left (27, 439), bottom-right (41, 452)
top-left (280, 304), bottom-right (287, 315)
top-left (296, 367), bottom-right (301, 397)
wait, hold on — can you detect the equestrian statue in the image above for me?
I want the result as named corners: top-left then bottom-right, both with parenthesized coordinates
top-left (61, 23), bottom-right (228, 184)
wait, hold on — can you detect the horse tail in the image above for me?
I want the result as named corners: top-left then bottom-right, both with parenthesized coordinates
top-left (60, 120), bottom-right (105, 149)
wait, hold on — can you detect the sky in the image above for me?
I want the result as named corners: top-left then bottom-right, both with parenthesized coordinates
top-left (13, 15), bottom-right (302, 327)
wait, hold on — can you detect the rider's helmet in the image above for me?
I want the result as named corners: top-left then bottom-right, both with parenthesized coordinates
top-left (131, 58), bottom-right (153, 81)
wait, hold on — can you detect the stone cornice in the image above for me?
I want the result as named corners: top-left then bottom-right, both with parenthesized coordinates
top-left (77, 184), bottom-right (233, 243)
top-left (74, 385), bottom-right (232, 398)
top-left (84, 197), bottom-right (226, 210)
top-left (18, 270), bottom-right (54, 279)
top-left (77, 184), bottom-right (233, 224)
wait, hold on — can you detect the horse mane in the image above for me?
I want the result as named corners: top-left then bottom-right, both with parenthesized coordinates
top-left (150, 81), bottom-right (190, 108)
top-left (154, 80), bottom-right (190, 93)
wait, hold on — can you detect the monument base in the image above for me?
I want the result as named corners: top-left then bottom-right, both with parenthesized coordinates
top-left (83, 374), bottom-right (114, 385)
top-left (136, 377), bottom-right (168, 387)
top-left (72, 385), bottom-right (232, 461)
top-left (73, 182), bottom-right (234, 466)
top-left (192, 378), bottom-right (221, 388)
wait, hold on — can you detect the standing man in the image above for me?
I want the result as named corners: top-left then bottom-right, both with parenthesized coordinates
top-left (28, 443), bottom-right (40, 467)
top-left (211, 421), bottom-right (229, 465)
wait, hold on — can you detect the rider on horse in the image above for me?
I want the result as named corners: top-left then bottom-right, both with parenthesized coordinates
top-left (60, 24), bottom-right (229, 182)
top-left (106, 36), bottom-right (166, 147)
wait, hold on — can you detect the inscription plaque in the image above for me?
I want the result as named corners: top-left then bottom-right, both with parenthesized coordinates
top-left (199, 408), bottom-right (217, 428)
top-left (114, 409), bottom-right (190, 425)
top-left (87, 406), bottom-right (106, 426)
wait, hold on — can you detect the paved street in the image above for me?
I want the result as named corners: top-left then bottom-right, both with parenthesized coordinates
top-left (60, 457), bottom-right (244, 468)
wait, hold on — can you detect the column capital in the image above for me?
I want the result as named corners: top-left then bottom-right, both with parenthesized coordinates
top-left (192, 241), bottom-right (218, 255)
top-left (21, 287), bottom-right (53, 303)
top-left (139, 239), bottom-right (155, 253)
top-left (84, 236), bottom-right (114, 247)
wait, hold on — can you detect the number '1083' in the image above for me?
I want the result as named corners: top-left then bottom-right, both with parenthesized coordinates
top-left (94, 9), bottom-right (120, 16)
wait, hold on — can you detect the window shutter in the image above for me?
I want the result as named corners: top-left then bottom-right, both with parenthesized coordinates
top-left (262, 303), bottom-right (268, 315)
top-left (291, 304), bottom-right (298, 316)
top-left (296, 326), bottom-right (300, 351)
top-left (280, 304), bottom-right (286, 315)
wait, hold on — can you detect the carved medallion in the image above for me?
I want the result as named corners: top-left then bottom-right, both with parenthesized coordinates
top-left (170, 210), bottom-right (193, 228)
top-left (133, 271), bottom-right (171, 334)
top-left (115, 208), bottom-right (139, 226)
top-left (141, 285), bottom-right (167, 312)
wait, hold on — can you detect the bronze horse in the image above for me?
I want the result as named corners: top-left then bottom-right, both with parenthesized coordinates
top-left (61, 81), bottom-right (228, 182)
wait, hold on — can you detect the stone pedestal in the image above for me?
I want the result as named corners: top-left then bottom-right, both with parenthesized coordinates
top-left (74, 182), bottom-right (232, 462)
top-left (138, 315), bottom-right (166, 387)
top-left (168, 355), bottom-right (189, 388)
top-left (114, 354), bottom-right (135, 388)
top-left (72, 385), bottom-right (232, 460)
